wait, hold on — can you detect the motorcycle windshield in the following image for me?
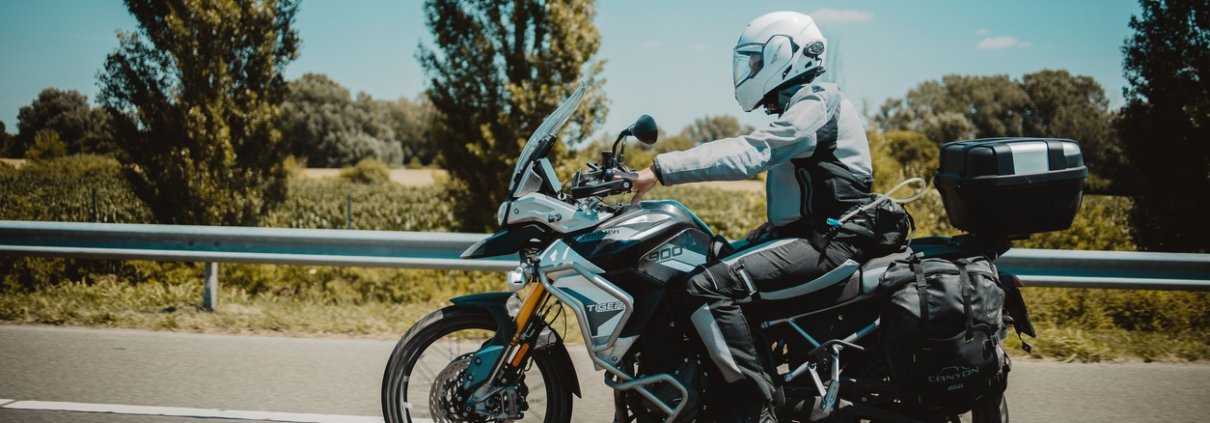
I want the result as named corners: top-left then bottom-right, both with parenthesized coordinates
top-left (508, 82), bottom-right (587, 195)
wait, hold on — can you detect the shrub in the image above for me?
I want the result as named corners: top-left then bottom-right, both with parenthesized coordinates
top-left (24, 131), bottom-right (69, 162)
top-left (338, 158), bottom-right (391, 185)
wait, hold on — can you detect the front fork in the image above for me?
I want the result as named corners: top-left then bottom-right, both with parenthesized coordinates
top-left (458, 284), bottom-right (556, 419)
top-left (508, 283), bottom-right (551, 366)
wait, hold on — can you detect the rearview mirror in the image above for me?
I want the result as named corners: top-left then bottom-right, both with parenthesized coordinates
top-left (618, 115), bottom-right (659, 145)
top-left (631, 115), bottom-right (658, 145)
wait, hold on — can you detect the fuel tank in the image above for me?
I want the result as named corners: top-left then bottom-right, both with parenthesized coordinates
top-left (564, 200), bottom-right (712, 280)
top-left (563, 200), bottom-right (713, 337)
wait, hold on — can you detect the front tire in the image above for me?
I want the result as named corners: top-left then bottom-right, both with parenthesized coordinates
top-left (381, 306), bottom-right (574, 423)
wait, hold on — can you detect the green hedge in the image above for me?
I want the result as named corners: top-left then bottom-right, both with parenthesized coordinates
top-left (2, 154), bottom-right (1207, 361)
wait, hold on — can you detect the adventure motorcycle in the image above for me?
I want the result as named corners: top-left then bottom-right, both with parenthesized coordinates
top-left (381, 84), bottom-right (1057, 423)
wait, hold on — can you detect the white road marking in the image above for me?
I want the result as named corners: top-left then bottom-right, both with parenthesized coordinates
top-left (0, 399), bottom-right (423, 423)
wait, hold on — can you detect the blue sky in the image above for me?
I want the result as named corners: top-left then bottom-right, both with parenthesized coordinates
top-left (1, 0), bottom-right (1141, 139)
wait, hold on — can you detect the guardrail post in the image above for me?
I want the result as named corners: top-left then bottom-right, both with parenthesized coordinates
top-left (203, 262), bottom-right (218, 310)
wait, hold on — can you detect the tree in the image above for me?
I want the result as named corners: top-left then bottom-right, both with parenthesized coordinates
top-left (14, 88), bottom-right (114, 157)
top-left (279, 73), bottom-right (403, 168)
top-left (98, 0), bottom-right (300, 226)
top-left (420, 0), bottom-right (608, 231)
top-left (0, 121), bottom-right (12, 157)
top-left (875, 75), bottom-right (1030, 144)
top-left (386, 96), bottom-right (438, 167)
top-left (1117, 0), bottom-right (1210, 252)
top-left (680, 115), bottom-right (755, 145)
top-left (876, 70), bottom-right (1123, 193)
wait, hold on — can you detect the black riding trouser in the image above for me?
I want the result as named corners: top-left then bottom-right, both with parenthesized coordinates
top-left (668, 235), bottom-right (860, 404)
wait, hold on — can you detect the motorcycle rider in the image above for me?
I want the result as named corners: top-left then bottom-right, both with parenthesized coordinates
top-left (627, 11), bottom-right (874, 422)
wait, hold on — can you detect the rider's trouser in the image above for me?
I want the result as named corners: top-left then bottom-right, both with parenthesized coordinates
top-left (669, 235), bottom-right (859, 404)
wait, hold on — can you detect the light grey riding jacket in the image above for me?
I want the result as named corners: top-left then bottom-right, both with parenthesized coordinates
top-left (652, 82), bottom-right (872, 227)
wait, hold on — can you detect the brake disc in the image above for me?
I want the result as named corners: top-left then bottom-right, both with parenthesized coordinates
top-left (428, 353), bottom-right (530, 423)
top-left (429, 353), bottom-right (474, 423)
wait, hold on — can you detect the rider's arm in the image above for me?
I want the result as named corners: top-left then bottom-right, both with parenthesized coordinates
top-left (651, 85), bottom-right (841, 186)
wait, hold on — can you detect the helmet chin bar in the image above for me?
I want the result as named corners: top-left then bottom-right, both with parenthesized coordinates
top-left (759, 67), bottom-right (825, 115)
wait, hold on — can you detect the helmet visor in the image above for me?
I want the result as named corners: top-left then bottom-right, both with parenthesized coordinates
top-left (733, 46), bottom-right (764, 87)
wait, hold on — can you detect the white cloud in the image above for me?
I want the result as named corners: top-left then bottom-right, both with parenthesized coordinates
top-left (810, 8), bottom-right (873, 22)
top-left (977, 36), bottom-right (1018, 50)
top-left (1018, 41), bottom-right (1033, 48)
top-left (644, 41), bottom-right (661, 48)
top-left (976, 28), bottom-right (990, 35)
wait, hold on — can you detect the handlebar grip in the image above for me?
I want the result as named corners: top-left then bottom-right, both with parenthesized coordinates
top-left (570, 172), bottom-right (636, 199)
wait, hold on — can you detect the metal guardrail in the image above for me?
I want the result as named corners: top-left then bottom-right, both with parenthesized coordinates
top-left (3, 220), bottom-right (1209, 309)
top-left (997, 248), bottom-right (1210, 291)
top-left (0, 220), bottom-right (515, 270)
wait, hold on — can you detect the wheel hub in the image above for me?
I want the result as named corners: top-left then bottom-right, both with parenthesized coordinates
top-left (427, 353), bottom-right (530, 422)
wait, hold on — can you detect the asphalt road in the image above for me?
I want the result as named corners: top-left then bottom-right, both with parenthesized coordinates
top-left (2, 325), bottom-right (1209, 423)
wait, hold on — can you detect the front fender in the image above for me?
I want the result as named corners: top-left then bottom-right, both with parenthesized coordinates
top-left (450, 292), bottom-right (582, 398)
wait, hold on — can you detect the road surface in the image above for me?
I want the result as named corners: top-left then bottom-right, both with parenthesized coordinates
top-left (1, 325), bottom-right (1208, 422)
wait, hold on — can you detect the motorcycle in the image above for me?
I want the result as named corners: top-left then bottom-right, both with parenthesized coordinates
top-left (381, 84), bottom-right (1039, 423)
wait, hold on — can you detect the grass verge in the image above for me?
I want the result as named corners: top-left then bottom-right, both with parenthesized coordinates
top-left (1, 274), bottom-right (1204, 363)
top-left (0, 275), bottom-right (585, 344)
top-left (0, 278), bottom-right (436, 339)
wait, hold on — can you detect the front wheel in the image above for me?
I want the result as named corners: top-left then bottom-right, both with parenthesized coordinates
top-left (381, 306), bottom-right (574, 423)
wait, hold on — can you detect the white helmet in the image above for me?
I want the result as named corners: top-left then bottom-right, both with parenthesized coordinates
top-left (733, 11), bottom-right (827, 112)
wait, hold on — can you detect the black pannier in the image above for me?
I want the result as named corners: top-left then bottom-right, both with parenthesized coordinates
top-left (878, 255), bottom-right (1007, 415)
top-left (935, 138), bottom-right (1087, 238)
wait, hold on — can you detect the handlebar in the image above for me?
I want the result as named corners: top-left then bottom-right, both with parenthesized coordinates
top-left (571, 166), bottom-right (637, 199)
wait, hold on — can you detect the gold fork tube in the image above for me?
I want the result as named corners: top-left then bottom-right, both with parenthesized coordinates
top-left (511, 283), bottom-right (548, 345)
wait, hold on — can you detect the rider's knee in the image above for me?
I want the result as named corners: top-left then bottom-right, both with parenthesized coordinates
top-left (682, 260), bottom-right (746, 300)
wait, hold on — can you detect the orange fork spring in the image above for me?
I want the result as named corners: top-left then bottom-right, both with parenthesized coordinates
top-left (511, 282), bottom-right (549, 346)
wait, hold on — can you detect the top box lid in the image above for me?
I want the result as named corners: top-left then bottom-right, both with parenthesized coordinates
top-left (938, 138), bottom-right (1085, 178)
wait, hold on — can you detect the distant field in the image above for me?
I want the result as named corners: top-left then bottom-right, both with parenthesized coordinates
top-left (301, 168), bottom-right (446, 187)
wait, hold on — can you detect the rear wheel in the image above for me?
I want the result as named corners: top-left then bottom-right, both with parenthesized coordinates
top-left (381, 307), bottom-right (573, 423)
top-left (968, 394), bottom-right (1008, 423)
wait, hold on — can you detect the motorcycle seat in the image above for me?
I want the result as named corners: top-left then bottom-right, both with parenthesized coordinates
top-left (738, 249), bottom-right (912, 321)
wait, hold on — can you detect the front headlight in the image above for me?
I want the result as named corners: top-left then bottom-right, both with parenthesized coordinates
top-left (497, 201), bottom-right (510, 226)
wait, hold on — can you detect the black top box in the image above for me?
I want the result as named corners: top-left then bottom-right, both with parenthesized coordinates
top-left (934, 138), bottom-right (1088, 238)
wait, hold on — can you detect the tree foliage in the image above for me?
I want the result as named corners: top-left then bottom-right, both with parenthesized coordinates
top-left (279, 73), bottom-right (403, 168)
top-left (388, 96), bottom-right (439, 168)
top-left (681, 115), bottom-right (755, 145)
top-left (0, 121), bottom-right (14, 158)
top-left (419, 0), bottom-right (608, 231)
top-left (875, 70), bottom-right (1122, 193)
top-left (13, 88), bottom-right (114, 158)
top-left (1117, 0), bottom-right (1210, 253)
top-left (98, 0), bottom-right (300, 226)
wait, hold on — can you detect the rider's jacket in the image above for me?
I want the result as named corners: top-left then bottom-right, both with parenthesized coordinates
top-left (652, 82), bottom-right (873, 229)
